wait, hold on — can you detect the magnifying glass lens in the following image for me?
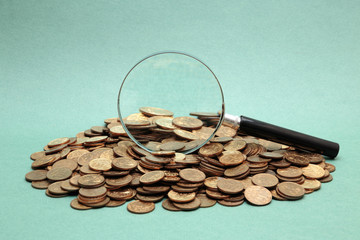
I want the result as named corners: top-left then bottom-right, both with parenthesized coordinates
top-left (118, 53), bottom-right (224, 154)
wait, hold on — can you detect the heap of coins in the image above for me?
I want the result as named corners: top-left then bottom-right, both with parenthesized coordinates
top-left (25, 107), bottom-right (336, 213)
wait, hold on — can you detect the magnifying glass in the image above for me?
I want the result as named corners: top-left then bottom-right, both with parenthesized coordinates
top-left (117, 52), bottom-right (339, 158)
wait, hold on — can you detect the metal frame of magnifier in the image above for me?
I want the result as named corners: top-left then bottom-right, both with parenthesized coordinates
top-left (119, 52), bottom-right (340, 158)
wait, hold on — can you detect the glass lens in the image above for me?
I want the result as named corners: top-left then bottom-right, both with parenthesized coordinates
top-left (117, 52), bottom-right (224, 154)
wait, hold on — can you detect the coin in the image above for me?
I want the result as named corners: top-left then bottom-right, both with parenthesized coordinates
top-left (224, 163), bottom-right (249, 177)
top-left (172, 116), bottom-right (203, 130)
top-left (277, 182), bottom-right (305, 199)
top-left (78, 174), bottom-right (105, 188)
top-left (61, 179), bottom-right (80, 192)
top-left (173, 198), bottom-right (201, 210)
top-left (168, 190), bottom-right (196, 203)
top-left (259, 152), bottom-right (284, 160)
top-left (105, 175), bottom-right (133, 187)
top-left (140, 171), bottom-right (165, 185)
top-left (173, 129), bottom-right (199, 141)
top-left (302, 164), bottom-right (325, 179)
top-left (106, 200), bottom-right (126, 207)
top-left (47, 167), bottom-right (72, 181)
top-left (224, 140), bottom-right (247, 151)
top-left (48, 137), bottom-right (70, 148)
top-left (79, 186), bottom-right (107, 198)
top-left (244, 186), bottom-right (272, 206)
top-left (127, 200), bottom-right (155, 214)
top-left (199, 143), bottom-right (223, 157)
top-left (30, 151), bottom-right (46, 161)
top-left (70, 198), bottom-right (92, 210)
top-left (217, 178), bottom-right (244, 194)
top-left (215, 126), bottom-right (237, 138)
top-left (155, 118), bottom-right (176, 130)
top-left (325, 163), bottom-right (336, 172)
top-left (251, 173), bottom-right (279, 188)
top-left (31, 180), bottom-right (50, 189)
top-left (48, 181), bottom-right (68, 195)
top-left (107, 187), bottom-right (135, 200)
top-left (25, 170), bottom-right (48, 182)
top-left (112, 157), bottom-right (138, 170)
top-left (52, 159), bottom-right (78, 171)
top-left (219, 153), bottom-right (245, 166)
top-left (277, 166), bottom-right (303, 178)
top-left (67, 149), bottom-right (90, 161)
top-left (204, 176), bottom-right (222, 190)
top-left (89, 158), bottom-right (112, 171)
top-left (139, 107), bottom-right (173, 117)
top-left (285, 155), bottom-right (310, 166)
top-left (32, 155), bottom-right (57, 168)
top-left (179, 168), bottom-right (206, 183)
top-left (160, 141), bottom-right (185, 151)
top-left (205, 189), bottom-right (230, 200)
top-left (299, 179), bottom-right (321, 190)
top-left (162, 199), bottom-right (180, 211)
top-left (197, 194), bottom-right (217, 207)
top-left (218, 199), bottom-right (244, 207)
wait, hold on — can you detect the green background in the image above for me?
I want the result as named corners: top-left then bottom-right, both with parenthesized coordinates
top-left (1, 1), bottom-right (359, 239)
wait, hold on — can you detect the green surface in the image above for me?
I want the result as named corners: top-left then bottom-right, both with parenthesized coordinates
top-left (1, 1), bottom-right (360, 239)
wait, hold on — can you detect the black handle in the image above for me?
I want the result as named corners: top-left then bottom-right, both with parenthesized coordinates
top-left (239, 116), bottom-right (339, 158)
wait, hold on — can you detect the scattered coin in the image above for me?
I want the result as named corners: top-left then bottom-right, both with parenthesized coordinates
top-left (127, 200), bottom-right (155, 214)
top-left (277, 182), bottom-right (305, 200)
top-left (244, 186), bottom-right (272, 206)
top-left (172, 116), bottom-right (203, 130)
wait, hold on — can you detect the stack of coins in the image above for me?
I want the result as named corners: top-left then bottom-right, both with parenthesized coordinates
top-left (25, 107), bottom-right (336, 213)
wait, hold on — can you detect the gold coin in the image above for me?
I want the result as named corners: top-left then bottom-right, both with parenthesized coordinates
top-left (244, 186), bottom-right (272, 206)
top-left (127, 200), bottom-right (155, 214)
top-left (172, 116), bottom-right (203, 130)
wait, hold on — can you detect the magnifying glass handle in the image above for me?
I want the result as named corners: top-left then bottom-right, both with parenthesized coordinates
top-left (224, 114), bottom-right (339, 158)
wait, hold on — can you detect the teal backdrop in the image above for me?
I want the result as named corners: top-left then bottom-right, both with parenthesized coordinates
top-left (1, 1), bottom-right (359, 239)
